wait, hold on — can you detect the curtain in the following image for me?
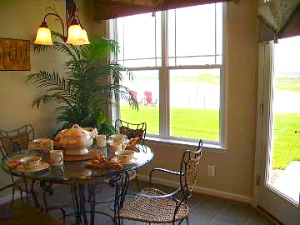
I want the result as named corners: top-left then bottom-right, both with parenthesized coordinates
top-left (93, 0), bottom-right (236, 20)
top-left (258, 0), bottom-right (300, 42)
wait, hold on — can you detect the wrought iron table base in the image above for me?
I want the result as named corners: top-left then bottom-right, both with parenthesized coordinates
top-left (61, 172), bottom-right (130, 225)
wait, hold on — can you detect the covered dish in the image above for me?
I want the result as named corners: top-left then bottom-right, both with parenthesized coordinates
top-left (55, 124), bottom-right (95, 155)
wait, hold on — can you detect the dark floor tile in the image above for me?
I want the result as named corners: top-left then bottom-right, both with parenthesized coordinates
top-left (214, 202), bottom-right (275, 225)
top-left (210, 220), bottom-right (238, 225)
top-left (191, 195), bottom-right (229, 219)
top-left (189, 213), bottom-right (214, 225)
top-left (0, 182), bottom-right (275, 225)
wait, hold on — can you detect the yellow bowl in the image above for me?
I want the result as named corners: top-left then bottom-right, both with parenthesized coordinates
top-left (20, 156), bottom-right (42, 170)
top-left (115, 150), bottom-right (135, 163)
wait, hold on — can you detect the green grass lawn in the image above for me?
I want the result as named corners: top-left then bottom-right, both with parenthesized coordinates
top-left (276, 75), bottom-right (300, 92)
top-left (120, 105), bottom-right (219, 140)
top-left (273, 113), bottom-right (300, 169)
top-left (121, 105), bottom-right (300, 170)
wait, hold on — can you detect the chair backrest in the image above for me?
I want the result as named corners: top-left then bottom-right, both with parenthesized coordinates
top-left (144, 91), bottom-right (153, 104)
top-left (0, 124), bottom-right (34, 158)
top-left (115, 119), bottom-right (147, 145)
top-left (180, 139), bottom-right (203, 197)
top-left (129, 91), bottom-right (138, 102)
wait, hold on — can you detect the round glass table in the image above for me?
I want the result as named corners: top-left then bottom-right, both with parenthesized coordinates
top-left (1, 145), bottom-right (154, 225)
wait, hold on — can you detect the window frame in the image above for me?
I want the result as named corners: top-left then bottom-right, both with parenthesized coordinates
top-left (109, 3), bottom-right (227, 149)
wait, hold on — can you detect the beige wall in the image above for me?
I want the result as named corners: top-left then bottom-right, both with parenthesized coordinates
top-left (0, 0), bottom-right (105, 137)
top-left (0, 0), bottom-right (259, 201)
top-left (0, 0), bottom-right (65, 137)
top-left (0, 0), bottom-right (105, 187)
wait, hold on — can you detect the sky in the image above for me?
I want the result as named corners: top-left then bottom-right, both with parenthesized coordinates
top-left (274, 36), bottom-right (300, 75)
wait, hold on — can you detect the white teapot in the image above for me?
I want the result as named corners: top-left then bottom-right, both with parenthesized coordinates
top-left (56, 124), bottom-right (96, 155)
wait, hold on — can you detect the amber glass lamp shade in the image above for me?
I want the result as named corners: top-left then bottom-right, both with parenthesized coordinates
top-left (71, 29), bottom-right (90, 45)
top-left (34, 21), bottom-right (53, 45)
top-left (66, 18), bottom-right (84, 45)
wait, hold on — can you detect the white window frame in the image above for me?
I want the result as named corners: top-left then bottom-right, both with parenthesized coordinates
top-left (109, 4), bottom-right (228, 149)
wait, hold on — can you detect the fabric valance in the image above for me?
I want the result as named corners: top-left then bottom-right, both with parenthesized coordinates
top-left (258, 0), bottom-right (300, 42)
top-left (93, 0), bottom-right (236, 21)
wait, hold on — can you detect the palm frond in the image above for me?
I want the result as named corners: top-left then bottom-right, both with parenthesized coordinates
top-left (28, 33), bottom-right (135, 135)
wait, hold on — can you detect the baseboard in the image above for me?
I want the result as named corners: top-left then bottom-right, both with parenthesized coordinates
top-left (137, 174), bottom-right (252, 204)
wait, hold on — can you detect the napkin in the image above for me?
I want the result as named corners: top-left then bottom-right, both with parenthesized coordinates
top-left (7, 160), bottom-right (21, 170)
top-left (85, 154), bottom-right (124, 170)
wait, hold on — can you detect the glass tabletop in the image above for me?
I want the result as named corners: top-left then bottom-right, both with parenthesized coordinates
top-left (1, 145), bottom-right (154, 183)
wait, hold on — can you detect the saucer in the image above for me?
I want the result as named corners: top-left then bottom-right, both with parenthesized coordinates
top-left (107, 139), bottom-right (129, 145)
top-left (30, 138), bottom-right (51, 150)
top-left (111, 157), bottom-right (139, 165)
top-left (16, 161), bottom-right (49, 173)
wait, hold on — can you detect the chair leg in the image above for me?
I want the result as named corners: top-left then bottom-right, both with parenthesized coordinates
top-left (185, 217), bottom-right (190, 225)
top-left (177, 217), bottom-right (189, 225)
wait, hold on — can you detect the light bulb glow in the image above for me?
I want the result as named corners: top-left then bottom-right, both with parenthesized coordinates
top-left (34, 27), bottom-right (53, 45)
top-left (71, 29), bottom-right (90, 45)
top-left (66, 24), bottom-right (83, 44)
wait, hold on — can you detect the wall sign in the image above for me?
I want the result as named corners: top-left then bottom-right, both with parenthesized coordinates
top-left (0, 38), bottom-right (30, 71)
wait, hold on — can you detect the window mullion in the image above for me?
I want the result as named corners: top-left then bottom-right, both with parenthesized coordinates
top-left (159, 10), bottom-right (169, 138)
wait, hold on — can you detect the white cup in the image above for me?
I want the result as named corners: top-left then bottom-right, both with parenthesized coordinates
top-left (109, 134), bottom-right (126, 145)
top-left (110, 143), bottom-right (122, 153)
top-left (96, 135), bottom-right (106, 148)
top-left (20, 156), bottom-right (42, 170)
top-left (50, 150), bottom-right (64, 166)
top-left (115, 150), bottom-right (135, 163)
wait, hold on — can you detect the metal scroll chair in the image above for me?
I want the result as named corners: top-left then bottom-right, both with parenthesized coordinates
top-left (118, 139), bottom-right (203, 225)
top-left (0, 182), bottom-right (62, 225)
top-left (0, 124), bottom-right (34, 157)
top-left (115, 119), bottom-right (147, 185)
top-left (0, 125), bottom-right (35, 202)
top-left (0, 125), bottom-right (68, 217)
top-left (115, 119), bottom-right (147, 145)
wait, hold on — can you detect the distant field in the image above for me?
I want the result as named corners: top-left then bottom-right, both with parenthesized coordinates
top-left (276, 75), bottom-right (300, 92)
top-left (121, 105), bottom-right (300, 170)
top-left (120, 106), bottom-right (219, 140)
top-left (120, 74), bottom-right (300, 169)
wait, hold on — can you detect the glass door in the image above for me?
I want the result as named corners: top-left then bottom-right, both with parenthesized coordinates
top-left (255, 37), bottom-right (300, 225)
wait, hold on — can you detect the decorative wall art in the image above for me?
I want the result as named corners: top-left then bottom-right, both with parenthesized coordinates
top-left (0, 38), bottom-right (30, 71)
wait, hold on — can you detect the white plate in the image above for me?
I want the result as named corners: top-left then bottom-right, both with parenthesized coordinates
top-left (33, 138), bottom-right (51, 143)
top-left (111, 157), bottom-right (139, 165)
top-left (30, 138), bottom-right (52, 150)
top-left (16, 161), bottom-right (49, 173)
top-left (107, 139), bottom-right (129, 145)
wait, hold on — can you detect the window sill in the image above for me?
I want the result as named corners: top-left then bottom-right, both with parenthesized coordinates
top-left (145, 137), bottom-right (226, 153)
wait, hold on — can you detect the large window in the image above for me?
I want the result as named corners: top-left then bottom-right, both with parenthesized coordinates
top-left (111, 3), bottom-right (225, 145)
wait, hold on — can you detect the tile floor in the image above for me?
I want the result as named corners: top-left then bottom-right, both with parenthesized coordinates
top-left (0, 181), bottom-right (276, 225)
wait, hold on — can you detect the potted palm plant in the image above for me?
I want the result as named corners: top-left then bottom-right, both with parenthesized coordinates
top-left (27, 31), bottom-right (137, 135)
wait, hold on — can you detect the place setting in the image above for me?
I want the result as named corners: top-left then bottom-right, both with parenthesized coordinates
top-left (7, 155), bottom-right (50, 173)
top-left (7, 138), bottom-right (65, 174)
top-left (83, 133), bottom-right (142, 171)
top-left (106, 133), bottom-right (141, 164)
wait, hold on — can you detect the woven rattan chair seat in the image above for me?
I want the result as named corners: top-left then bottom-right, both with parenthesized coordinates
top-left (119, 188), bottom-right (189, 223)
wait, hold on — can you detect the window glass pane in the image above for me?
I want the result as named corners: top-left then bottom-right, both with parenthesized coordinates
top-left (216, 3), bottom-right (223, 62)
top-left (170, 69), bottom-right (220, 141)
top-left (120, 70), bottom-right (159, 135)
top-left (168, 4), bottom-right (222, 66)
top-left (121, 58), bottom-right (162, 68)
top-left (116, 13), bottom-right (161, 68)
top-left (112, 3), bottom-right (224, 144)
top-left (269, 36), bottom-right (300, 203)
top-left (170, 56), bottom-right (217, 66)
